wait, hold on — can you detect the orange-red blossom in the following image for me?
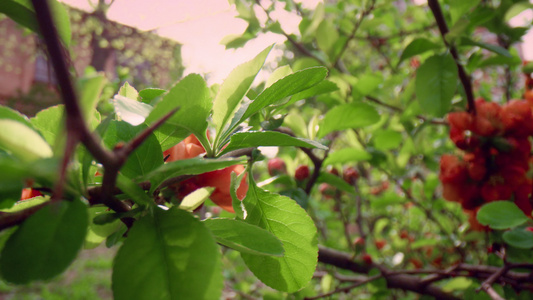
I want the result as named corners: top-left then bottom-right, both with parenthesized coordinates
top-left (163, 134), bottom-right (248, 212)
top-left (440, 99), bottom-right (533, 230)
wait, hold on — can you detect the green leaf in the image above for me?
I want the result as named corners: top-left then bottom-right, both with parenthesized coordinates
top-left (0, 199), bottom-right (88, 284)
top-left (373, 130), bottom-right (403, 150)
top-left (145, 74), bottom-right (211, 151)
top-left (317, 172), bottom-right (355, 194)
top-left (179, 187), bottom-right (214, 211)
top-left (230, 169), bottom-right (247, 219)
top-left (221, 131), bottom-right (327, 155)
top-left (0, 119), bottom-right (52, 162)
top-left (30, 105), bottom-right (64, 146)
top-left (353, 73), bottom-right (383, 96)
top-left (318, 103), bottom-right (380, 138)
top-left (113, 95), bottom-right (153, 126)
top-left (0, 179), bottom-right (24, 209)
top-left (203, 218), bottom-right (284, 256)
top-left (241, 183), bottom-right (318, 292)
top-left (316, 19), bottom-right (339, 55)
top-left (117, 81), bottom-right (139, 100)
top-left (1, 196), bottom-right (48, 212)
top-left (290, 80), bottom-right (338, 102)
top-left (49, 0), bottom-right (71, 47)
top-left (237, 67), bottom-right (328, 125)
top-left (445, 19), bottom-right (470, 44)
top-left (477, 201), bottom-right (529, 230)
top-left (115, 173), bottom-right (151, 206)
top-left (0, 105), bottom-right (34, 129)
top-left (213, 45), bottom-right (273, 137)
top-left (139, 88), bottom-right (166, 103)
top-left (441, 277), bottom-right (473, 292)
top-left (415, 53), bottom-right (458, 117)
top-left (103, 121), bottom-right (163, 179)
top-left (265, 65), bottom-right (293, 88)
top-left (504, 2), bottom-right (533, 22)
top-left (459, 37), bottom-right (512, 58)
top-left (323, 148), bottom-right (371, 165)
top-left (399, 38), bottom-right (440, 64)
top-left (503, 228), bottom-right (533, 249)
top-left (449, 0), bottom-right (481, 25)
top-left (112, 207), bottom-right (223, 300)
top-left (0, 0), bottom-right (71, 47)
top-left (144, 157), bottom-right (247, 193)
top-left (78, 74), bottom-right (106, 124)
top-left (85, 206), bottom-right (121, 249)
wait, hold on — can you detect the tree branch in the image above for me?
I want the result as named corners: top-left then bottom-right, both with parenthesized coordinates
top-left (427, 0), bottom-right (475, 114)
top-left (318, 245), bottom-right (460, 300)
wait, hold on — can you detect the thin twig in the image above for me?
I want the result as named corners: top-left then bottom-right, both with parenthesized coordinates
top-left (353, 180), bottom-right (367, 248)
top-left (115, 107), bottom-right (179, 161)
top-left (365, 96), bottom-right (448, 125)
top-left (333, 0), bottom-right (376, 68)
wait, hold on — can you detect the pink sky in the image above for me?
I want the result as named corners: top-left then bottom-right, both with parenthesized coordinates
top-left (60, 0), bottom-right (533, 83)
top-left (60, 0), bottom-right (317, 84)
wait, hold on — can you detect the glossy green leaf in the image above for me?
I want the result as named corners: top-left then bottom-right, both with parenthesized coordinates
top-left (30, 105), bottom-right (64, 146)
top-left (103, 121), bottom-right (163, 179)
top-left (144, 157), bottom-right (247, 193)
top-left (477, 201), bottom-right (529, 230)
top-left (415, 53), bottom-right (458, 117)
top-left (203, 218), bottom-right (284, 256)
top-left (0, 199), bottom-right (88, 284)
top-left (0, 119), bottom-right (52, 162)
top-left (213, 45), bottom-right (273, 136)
top-left (241, 183), bottom-right (318, 292)
top-left (318, 103), bottom-right (380, 138)
top-left (237, 67), bottom-right (328, 124)
top-left (145, 74), bottom-right (211, 151)
top-left (323, 148), bottom-right (371, 165)
top-left (221, 131), bottom-right (327, 155)
top-left (113, 95), bottom-right (153, 126)
top-left (179, 187), bottom-right (214, 211)
top-left (503, 228), bottom-right (533, 249)
top-left (398, 38), bottom-right (440, 64)
top-left (112, 207), bottom-right (223, 300)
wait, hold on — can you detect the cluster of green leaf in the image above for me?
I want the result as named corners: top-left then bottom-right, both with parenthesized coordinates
top-left (0, 1), bottom-right (338, 298)
top-left (1, 0), bottom-right (533, 299)
top-left (219, 0), bottom-right (533, 298)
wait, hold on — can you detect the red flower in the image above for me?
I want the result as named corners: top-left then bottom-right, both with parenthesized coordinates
top-left (164, 134), bottom-right (248, 212)
top-left (20, 188), bottom-right (42, 200)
